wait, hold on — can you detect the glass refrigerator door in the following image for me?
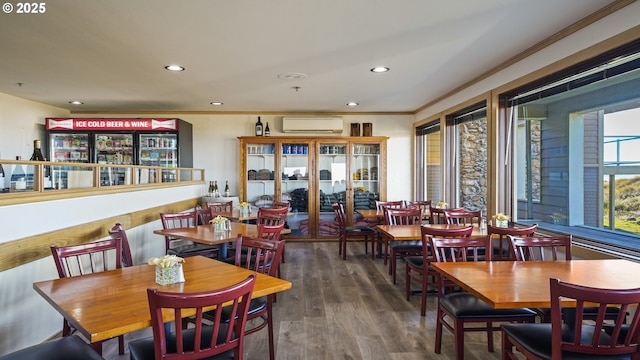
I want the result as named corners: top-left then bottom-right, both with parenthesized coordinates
top-left (139, 133), bottom-right (178, 167)
top-left (48, 133), bottom-right (90, 163)
top-left (95, 133), bottom-right (134, 187)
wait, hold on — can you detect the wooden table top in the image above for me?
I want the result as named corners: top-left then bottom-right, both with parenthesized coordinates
top-left (211, 208), bottom-right (259, 221)
top-left (376, 224), bottom-right (486, 240)
top-left (33, 256), bottom-right (292, 343)
top-left (357, 209), bottom-right (429, 219)
top-left (431, 259), bottom-right (640, 309)
top-left (154, 223), bottom-right (259, 245)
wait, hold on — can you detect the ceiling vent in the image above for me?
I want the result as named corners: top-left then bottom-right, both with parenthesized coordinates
top-left (282, 116), bottom-right (343, 134)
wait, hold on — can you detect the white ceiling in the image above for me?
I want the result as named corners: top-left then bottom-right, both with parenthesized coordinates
top-left (0, 0), bottom-right (618, 114)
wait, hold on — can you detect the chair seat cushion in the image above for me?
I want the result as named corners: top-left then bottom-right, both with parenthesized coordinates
top-left (345, 226), bottom-right (374, 233)
top-left (129, 324), bottom-right (234, 360)
top-left (216, 296), bottom-right (268, 321)
top-left (501, 323), bottom-right (625, 360)
top-left (389, 240), bottom-right (422, 249)
top-left (440, 292), bottom-right (536, 318)
top-left (168, 243), bottom-right (218, 257)
top-left (0, 336), bottom-right (105, 360)
top-left (405, 256), bottom-right (424, 269)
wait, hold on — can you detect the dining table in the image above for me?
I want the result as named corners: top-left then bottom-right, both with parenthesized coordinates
top-left (430, 259), bottom-right (640, 308)
top-left (33, 256), bottom-right (292, 353)
top-left (154, 222), bottom-right (259, 259)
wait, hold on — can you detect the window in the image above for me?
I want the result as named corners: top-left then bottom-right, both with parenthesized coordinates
top-left (447, 103), bottom-right (487, 213)
top-left (504, 41), bottom-right (640, 247)
top-left (415, 121), bottom-right (441, 202)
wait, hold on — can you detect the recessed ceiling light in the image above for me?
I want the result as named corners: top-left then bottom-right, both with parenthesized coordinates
top-left (69, 101), bottom-right (83, 105)
top-left (347, 102), bottom-right (359, 107)
top-left (370, 66), bottom-right (389, 73)
top-left (165, 65), bottom-right (185, 71)
top-left (210, 101), bottom-right (223, 106)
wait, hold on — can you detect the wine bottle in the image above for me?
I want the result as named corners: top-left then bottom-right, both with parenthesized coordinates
top-left (265, 122), bottom-right (271, 137)
top-left (224, 180), bottom-right (230, 197)
top-left (30, 140), bottom-right (45, 161)
top-left (213, 180), bottom-right (219, 197)
top-left (255, 116), bottom-right (263, 136)
top-left (208, 181), bottom-right (214, 197)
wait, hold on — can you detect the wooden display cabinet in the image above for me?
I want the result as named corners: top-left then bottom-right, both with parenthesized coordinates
top-left (238, 136), bottom-right (388, 239)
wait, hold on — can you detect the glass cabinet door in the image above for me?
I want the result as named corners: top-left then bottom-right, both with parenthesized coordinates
top-left (245, 142), bottom-right (276, 208)
top-left (318, 142), bottom-right (347, 237)
top-left (351, 143), bottom-right (380, 211)
top-left (280, 142), bottom-right (310, 237)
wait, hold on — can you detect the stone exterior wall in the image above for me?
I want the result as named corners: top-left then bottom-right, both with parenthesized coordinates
top-left (458, 119), bottom-right (487, 212)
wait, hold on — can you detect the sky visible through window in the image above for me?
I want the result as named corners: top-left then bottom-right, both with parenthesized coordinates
top-left (604, 107), bottom-right (640, 165)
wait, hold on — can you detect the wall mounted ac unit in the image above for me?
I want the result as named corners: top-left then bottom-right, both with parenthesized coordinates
top-left (282, 116), bottom-right (343, 134)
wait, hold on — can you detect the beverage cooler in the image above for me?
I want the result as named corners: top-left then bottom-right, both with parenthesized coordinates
top-left (45, 118), bottom-right (193, 188)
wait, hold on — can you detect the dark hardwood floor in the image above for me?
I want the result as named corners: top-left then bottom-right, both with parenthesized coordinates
top-left (101, 241), bottom-right (505, 359)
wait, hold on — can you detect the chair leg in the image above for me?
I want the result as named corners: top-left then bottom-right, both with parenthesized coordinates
top-left (267, 302), bottom-right (275, 360)
top-left (435, 306), bottom-right (444, 354)
top-left (420, 272), bottom-right (428, 316)
top-left (405, 264), bottom-right (411, 301)
top-left (454, 317), bottom-right (464, 360)
top-left (118, 335), bottom-right (125, 355)
top-left (342, 234), bottom-right (347, 260)
top-left (486, 321), bottom-right (494, 352)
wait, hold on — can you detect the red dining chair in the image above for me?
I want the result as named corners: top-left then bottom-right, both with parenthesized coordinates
top-left (50, 238), bottom-right (125, 355)
top-left (405, 200), bottom-right (432, 223)
top-left (385, 207), bottom-right (423, 284)
top-left (405, 225), bottom-right (474, 316)
top-left (429, 205), bottom-right (464, 224)
top-left (444, 210), bottom-right (482, 227)
top-left (332, 202), bottom-right (375, 260)
top-left (501, 278), bottom-right (640, 360)
top-left (430, 235), bottom-right (537, 360)
top-left (159, 212), bottom-right (219, 259)
top-left (195, 205), bottom-right (214, 225)
top-left (206, 200), bottom-right (234, 213)
top-left (128, 275), bottom-right (256, 360)
top-left (509, 234), bottom-right (623, 323)
top-left (257, 206), bottom-right (288, 264)
top-left (107, 222), bottom-right (134, 267)
top-left (487, 223), bottom-right (537, 260)
top-left (206, 235), bottom-right (284, 360)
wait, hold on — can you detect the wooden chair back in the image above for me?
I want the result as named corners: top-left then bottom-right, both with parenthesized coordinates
top-left (195, 205), bottom-right (214, 225)
top-left (257, 207), bottom-right (288, 227)
top-left (50, 238), bottom-right (123, 278)
top-left (549, 278), bottom-right (640, 359)
top-left (444, 210), bottom-right (482, 227)
top-left (206, 201), bottom-right (233, 212)
top-left (404, 200), bottom-right (431, 211)
top-left (384, 207), bottom-right (422, 225)
top-left (232, 235), bottom-right (284, 277)
top-left (107, 222), bottom-right (134, 267)
top-left (430, 235), bottom-right (491, 263)
top-left (159, 212), bottom-right (197, 252)
top-left (257, 223), bottom-right (285, 242)
top-left (146, 275), bottom-right (255, 359)
top-left (375, 200), bottom-right (403, 211)
top-left (429, 206), bottom-right (464, 224)
top-left (271, 200), bottom-right (290, 209)
top-left (509, 235), bottom-right (572, 261)
top-left (487, 223), bottom-right (538, 260)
